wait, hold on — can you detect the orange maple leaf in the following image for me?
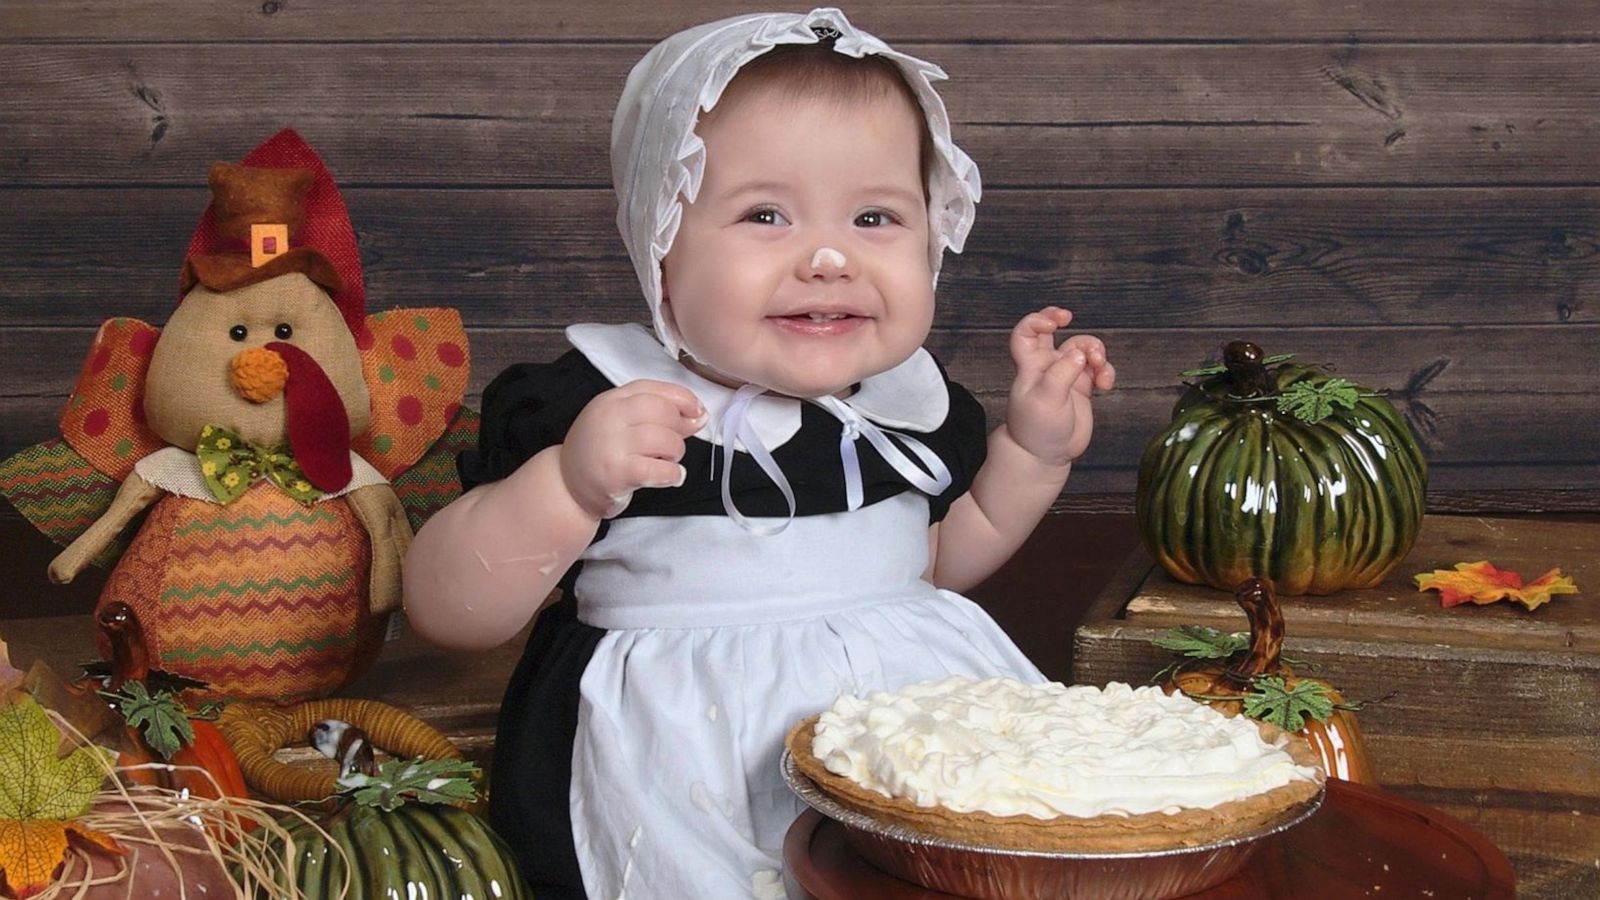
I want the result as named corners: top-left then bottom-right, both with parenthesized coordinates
top-left (0, 820), bottom-right (122, 899)
top-left (0, 698), bottom-right (123, 897)
top-left (1414, 560), bottom-right (1580, 611)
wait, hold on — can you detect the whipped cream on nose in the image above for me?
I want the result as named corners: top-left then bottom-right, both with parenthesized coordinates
top-left (811, 247), bottom-right (847, 270)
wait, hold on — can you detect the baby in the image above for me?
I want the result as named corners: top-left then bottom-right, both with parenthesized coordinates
top-left (403, 9), bottom-right (1114, 899)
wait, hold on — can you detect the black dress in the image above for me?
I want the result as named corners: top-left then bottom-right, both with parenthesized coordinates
top-left (460, 323), bottom-right (1042, 899)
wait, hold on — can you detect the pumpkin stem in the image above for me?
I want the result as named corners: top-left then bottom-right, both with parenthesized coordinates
top-left (1226, 577), bottom-right (1284, 685)
top-left (1222, 341), bottom-right (1274, 398)
top-left (97, 602), bottom-right (151, 691)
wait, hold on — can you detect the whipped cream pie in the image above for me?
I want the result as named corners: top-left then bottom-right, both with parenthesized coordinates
top-left (787, 676), bottom-right (1325, 852)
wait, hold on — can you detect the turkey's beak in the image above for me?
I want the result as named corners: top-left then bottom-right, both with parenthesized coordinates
top-left (230, 346), bottom-right (289, 403)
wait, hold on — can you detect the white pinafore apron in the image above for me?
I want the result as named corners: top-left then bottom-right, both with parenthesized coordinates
top-left (561, 324), bottom-right (1045, 899)
top-left (566, 493), bottom-right (1043, 899)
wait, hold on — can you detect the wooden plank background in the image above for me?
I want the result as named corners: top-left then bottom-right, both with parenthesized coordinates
top-left (3, 6), bottom-right (1597, 894)
top-left (2, 1), bottom-right (1598, 513)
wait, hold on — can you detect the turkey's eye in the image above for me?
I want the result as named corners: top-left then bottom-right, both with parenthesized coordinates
top-left (274, 323), bottom-right (293, 340)
top-left (228, 324), bottom-right (248, 342)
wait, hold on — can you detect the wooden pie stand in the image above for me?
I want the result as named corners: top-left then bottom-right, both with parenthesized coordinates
top-left (785, 779), bottom-right (1514, 898)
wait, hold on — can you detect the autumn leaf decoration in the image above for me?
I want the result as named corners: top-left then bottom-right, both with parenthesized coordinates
top-left (1415, 560), bottom-right (1579, 611)
top-left (1179, 351), bottom-right (1385, 424)
top-left (1150, 625), bottom-right (1345, 730)
top-left (1149, 625), bottom-right (1305, 682)
top-left (1180, 352), bottom-right (1296, 380)
top-left (1240, 675), bottom-right (1337, 731)
top-left (0, 696), bottom-right (122, 898)
top-left (1152, 625), bottom-right (1249, 660)
top-left (1275, 378), bottom-right (1365, 424)
top-left (99, 682), bottom-right (197, 761)
top-left (336, 757), bottom-right (480, 812)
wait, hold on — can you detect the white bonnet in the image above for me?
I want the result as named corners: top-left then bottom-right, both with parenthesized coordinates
top-left (610, 7), bottom-right (983, 358)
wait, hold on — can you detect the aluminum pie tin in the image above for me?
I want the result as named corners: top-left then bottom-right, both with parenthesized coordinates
top-left (782, 750), bottom-right (1324, 900)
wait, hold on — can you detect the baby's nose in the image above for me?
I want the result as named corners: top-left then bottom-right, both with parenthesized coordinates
top-left (804, 245), bottom-right (851, 281)
top-left (230, 346), bottom-right (288, 402)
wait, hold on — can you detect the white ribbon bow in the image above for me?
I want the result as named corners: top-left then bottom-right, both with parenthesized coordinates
top-left (713, 385), bottom-right (953, 535)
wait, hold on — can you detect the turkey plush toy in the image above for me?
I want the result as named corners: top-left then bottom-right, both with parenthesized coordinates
top-left (0, 129), bottom-right (475, 703)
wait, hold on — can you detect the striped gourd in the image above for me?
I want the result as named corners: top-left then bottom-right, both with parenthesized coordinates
top-left (263, 758), bottom-right (531, 900)
top-left (273, 804), bottom-right (529, 900)
top-left (1136, 342), bottom-right (1427, 595)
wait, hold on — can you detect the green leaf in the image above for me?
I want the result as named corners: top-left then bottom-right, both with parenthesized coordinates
top-left (1240, 676), bottom-right (1336, 730)
top-left (337, 757), bottom-right (480, 812)
top-left (1152, 626), bottom-right (1249, 660)
top-left (1276, 378), bottom-right (1360, 424)
top-left (0, 696), bottom-right (115, 820)
top-left (102, 682), bottom-right (193, 760)
top-left (1180, 352), bottom-right (1295, 379)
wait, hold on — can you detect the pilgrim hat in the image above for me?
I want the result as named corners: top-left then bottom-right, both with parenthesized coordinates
top-left (178, 129), bottom-right (366, 334)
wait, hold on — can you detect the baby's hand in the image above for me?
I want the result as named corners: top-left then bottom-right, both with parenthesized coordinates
top-left (1004, 307), bottom-right (1116, 467)
top-left (560, 379), bottom-right (707, 520)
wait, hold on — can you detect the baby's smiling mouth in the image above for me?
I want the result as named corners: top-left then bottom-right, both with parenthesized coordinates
top-left (770, 303), bottom-right (868, 321)
top-left (769, 308), bottom-right (868, 335)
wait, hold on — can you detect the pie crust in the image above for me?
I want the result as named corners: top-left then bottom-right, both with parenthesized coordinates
top-left (786, 714), bottom-right (1324, 853)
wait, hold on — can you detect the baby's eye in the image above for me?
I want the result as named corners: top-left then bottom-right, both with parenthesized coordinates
top-left (854, 210), bottom-right (899, 228)
top-left (743, 207), bottom-right (789, 226)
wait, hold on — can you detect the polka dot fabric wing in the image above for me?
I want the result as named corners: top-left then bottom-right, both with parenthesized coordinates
top-left (58, 318), bottom-right (166, 481)
top-left (390, 405), bottom-right (479, 532)
top-left (353, 307), bottom-right (470, 479)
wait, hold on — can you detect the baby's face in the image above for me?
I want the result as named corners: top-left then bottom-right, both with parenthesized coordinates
top-left (662, 81), bottom-right (934, 398)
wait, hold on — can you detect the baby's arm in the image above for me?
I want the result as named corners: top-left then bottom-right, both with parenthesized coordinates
top-left (403, 380), bottom-right (705, 651)
top-left (927, 308), bottom-right (1115, 592)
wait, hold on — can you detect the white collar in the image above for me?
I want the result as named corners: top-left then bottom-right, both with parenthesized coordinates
top-left (565, 323), bottom-right (950, 450)
top-left (132, 446), bottom-right (387, 504)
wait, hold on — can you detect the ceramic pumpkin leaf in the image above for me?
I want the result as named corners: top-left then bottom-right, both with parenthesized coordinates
top-left (0, 129), bottom-right (470, 705)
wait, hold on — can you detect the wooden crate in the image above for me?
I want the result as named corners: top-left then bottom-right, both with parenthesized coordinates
top-left (1072, 514), bottom-right (1600, 898)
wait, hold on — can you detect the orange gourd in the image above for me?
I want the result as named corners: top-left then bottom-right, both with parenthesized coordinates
top-left (96, 602), bottom-right (250, 801)
top-left (1162, 578), bottom-right (1377, 784)
top-left (116, 718), bottom-right (250, 800)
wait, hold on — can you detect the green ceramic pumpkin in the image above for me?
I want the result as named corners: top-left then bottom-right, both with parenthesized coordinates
top-left (263, 758), bottom-right (532, 900)
top-left (1136, 341), bottom-right (1427, 595)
